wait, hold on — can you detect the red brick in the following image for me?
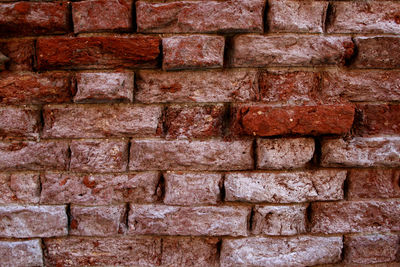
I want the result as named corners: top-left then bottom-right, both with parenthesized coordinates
top-left (136, 0), bottom-right (264, 33)
top-left (0, 72), bottom-right (73, 104)
top-left (43, 104), bottom-right (161, 138)
top-left (0, 205), bottom-right (67, 238)
top-left (0, 2), bottom-right (69, 36)
top-left (0, 173), bottom-right (40, 204)
top-left (232, 104), bottom-right (355, 137)
top-left (162, 35), bottom-right (224, 70)
top-left (36, 36), bottom-right (160, 70)
top-left (0, 106), bottom-right (40, 138)
top-left (72, 0), bottom-right (132, 33)
top-left (231, 35), bottom-right (354, 67)
top-left (70, 140), bottom-right (128, 173)
top-left (354, 104), bottom-right (400, 136)
top-left (0, 52), bottom-right (7, 71)
top-left (44, 237), bottom-right (161, 266)
top-left (354, 37), bottom-right (400, 68)
top-left (0, 39), bottom-right (34, 71)
top-left (0, 239), bottom-right (43, 267)
top-left (311, 200), bottom-right (400, 234)
top-left (136, 69), bottom-right (258, 103)
top-left (129, 139), bottom-right (253, 171)
top-left (268, 0), bottom-right (328, 33)
top-left (165, 104), bottom-right (225, 139)
top-left (128, 204), bottom-right (249, 236)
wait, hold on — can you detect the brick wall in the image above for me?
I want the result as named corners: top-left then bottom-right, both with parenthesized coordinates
top-left (0, 0), bottom-right (399, 266)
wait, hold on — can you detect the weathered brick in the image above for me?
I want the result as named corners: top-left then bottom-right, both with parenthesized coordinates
top-left (268, 0), bottom-right (328, 33)
top-left (221, 236), bottom-right (342, 267)
top-left (36, 36), bottom-right (160, 70)
top-left (163, 35), bottom-right (224, 70)
top-left (74, 72), bottom-right (134, 103)
top-left (0, 173), bottom-right (40, 204)
top-left (70, 140), bottom-right (129, 173)
top-left (136, 69), bottom-right (258, 103)
top-left (0, 141), bottom-right (69, 171)
top-left (72, 0), bottom-right (132, 33)
top-left (0, 106), bottom-right (40, 138)
top-left (70, 205), bottom-right (126, 236)
top-left (311, 200), bottom-right (400, 234)
top-left (129, 139), bottom-right (253, 171)
top-left (164, 172), bottom-right (222, 205)
top-left (0, 239), bottom-right (43, 267)
top-left (0, 2), bottom-right (69, 36)
top-left (257, 138), bottom-right (315, 169)
top-left (40, 172), bottom-right (160, 205)
top-left (0, 72), bottom-right (73, 104)
top-left (321, 137), bottom-right (400, 167)
top-left (252, 204), bottom-right (307, 235)
top-left (354, 104), bottom-right (400, 136)
top-left (231, 35), bottom-right (354, 67)
top-left (128, 204), bottom-right (249, 236)
top-left (44, 237), bottom-right (161, 267)
top-left (43, 104), bottom-right (161, 138)
top-left (0, 205), bottom-right (67, 238)
top-left (136, 0), bottom-right (264, 33)
top-left (165, 104), bottom-right (224, 139)
top-left (353, 37), bottom-right (400, 68)
top-left (348, 169), bottom-right (400, 200)
top-left (225, 170), bottom-right (346, 203)
top-left (232, 104), bottom-right (354, 136)
top-left (0, 52), bottom-right (7, 71)
top-left (0, 39), bottom-right (34, 71)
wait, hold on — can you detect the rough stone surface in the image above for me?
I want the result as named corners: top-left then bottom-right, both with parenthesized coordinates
top-left (136, 0), bottom-right (264, 33)
top-left (257, 138), bottom-right (315, 169)
top-left (0, 52), bottom-right (8, 71)
top-left (74, 72), bottom-right (134, 103)
top-left (0, 106), bottom-right (40, 138)
top-left (129, 139), bottom-right (253, 171)
top-left (0, 239), bottom-right (43, 267)
top-left (136, 69), bottom-right (258, 103)
top-left (0, 39), bottom-right (34, 71)
top-left (225, 170), bottom-right (346, 203)
top-left (43, 104), bottom-right (161, 138)
top-left (0, 205), bottom-right (67, 238)
top-left (163, 35), bottom-right (224, 70)
top-left (0, 173), bottom-right (40, 204)
top-left (221, 236), bottom-right (343, 267)
top-left (354, 104), bottom-right (400, 136)
top-left (128, 204), bottom-right (250, 236)
top-left (164, 172), bottom-right (222, 205)
top-left (321, 137), bottom-right (400, 167)
top-left (231, 35), bottom-right (354, 67)
top-left (353, 37), bottom-right (400, 68)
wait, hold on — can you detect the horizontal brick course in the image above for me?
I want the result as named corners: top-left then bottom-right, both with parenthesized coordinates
top-left (0, 239), bottom-right (43, 267)
top-left (0, 173), bottom-right (40, 204)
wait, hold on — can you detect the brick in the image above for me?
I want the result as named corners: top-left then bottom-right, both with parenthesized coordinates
top-left (129, 139), bottom-right (253, 171)
top-left (165, 104), bottom-right (225, 139)
top-left (70, 205), bottom-right (126, 236)
top-left (70, 140), bottom-right (128, 173)
top-left (0, 239), bottom-right (43, 267)
top-left (40, 172), bottom-right (160, 205)
top-left (74, 72), bottom-right (134, 103)
top-left (354, 104), bottom-right (400, 136)
top-left (231, 35), bottom-right (354, 67)
top-left (321, 137), bottom-right (400, 167)
top-left (0, 72), bottom-right (73, 104)
top-left (72, 0), bottom-right (132, 33)
top-left (0, 141), bottom-right (69, 171)
top-left (232, 104), bottom-right (355, 137)
top-left (0, 173), bottom-right (40, 204)
top-left (311, 200), bottom-right (400, 234)
top-left (321, 70), bottom-right (400, 102)
top-left (328, 2), bottom-right (400, 34)
top-left (348, 169), bottom-right (400, 200)
top-left (0, 52), bottom-right (7, 71)
top-left (225, 170), bottom-right (346, 203)
top-left (257, 138), bottom-right (315, 169)
top-left (267, 0), bottom-right (328, 33)
top-left (354, 37), bottom-right (400, 68)
top-left (36, 36), bottom-right (160, 70)
top-left (259, 71), bottom-right (319, 104)
top-left (344, 234), bottom-right (399, 264)
top-left (43, 104), bottom-right (161, 138)
top-left (252, 204), bottom-right (307, 235)
top-left (0, 39), bottom-right (34, 71)
top-left (221, 236), bottom-right (342, 267)
top-left (44, 237), bottom-right (161, 267)
top-left (136, 0), bottom-right (264, 33)
top-left (136, 69), bottom-right (258, 103)
top-left (0, 205), bottom-right (67, 238)
top-left (0, 2), bottom-right (69, 37)
top-left (162, 237), bottom-right (219, 267)
top-left (162, 35), bottom-right (224, 70)
top-left (0, 106), bottom-right (40, 138)
top-left (128, 204), bottom-right (249, 236)
top-left (164, 172), bottom-right (222, 205)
